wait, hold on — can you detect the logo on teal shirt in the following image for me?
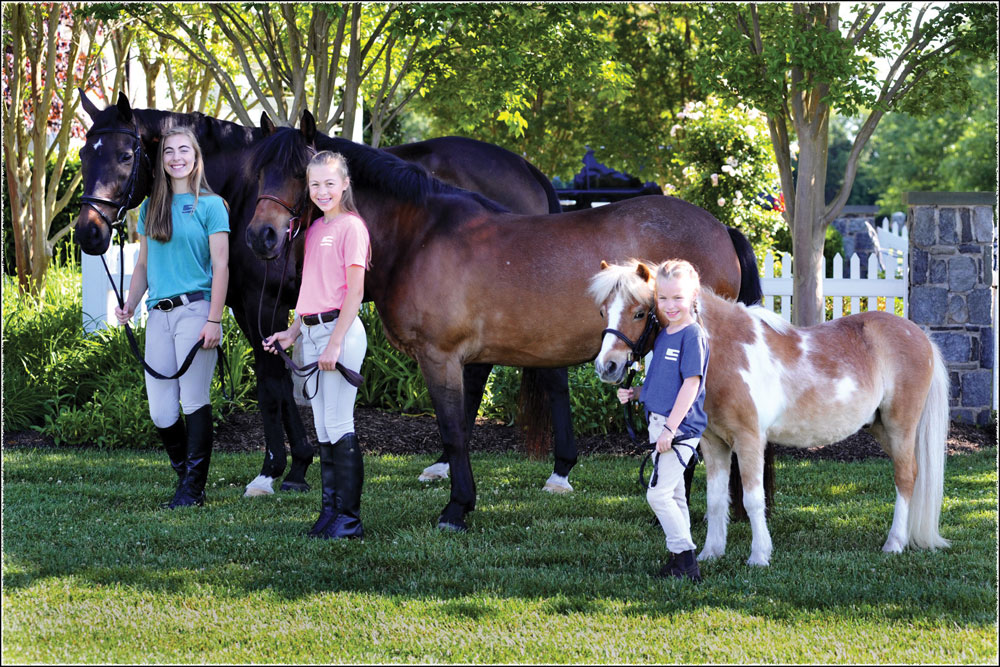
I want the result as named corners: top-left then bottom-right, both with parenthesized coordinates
top-left (182, 204), bottom-right (195, 215)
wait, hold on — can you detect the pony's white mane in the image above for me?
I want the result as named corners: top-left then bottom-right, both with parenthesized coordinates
top-left (588, 259), bottom-right (655, 306)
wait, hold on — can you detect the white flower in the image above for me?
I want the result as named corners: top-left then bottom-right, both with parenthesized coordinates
top-left (710, 173), bottom-right (719, 187)
top-left (670, 124), bottom-right (682, 137)
top-left (735, 190), bottom-right (743, 200)
top-left (663, 183), bottom-right (676, 194)
top-left (721, 164), bottom-right (735, 176)
top-left (744, 125), bottom-right (758, 139)
top-left (718, 197), bottom-right (726, 206)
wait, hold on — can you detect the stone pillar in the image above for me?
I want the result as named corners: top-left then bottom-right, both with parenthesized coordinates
top-left (906, 191), bottom-right (996, 426)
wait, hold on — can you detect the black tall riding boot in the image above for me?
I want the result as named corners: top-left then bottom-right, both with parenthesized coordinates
top-left (168, 404), bottom-right (213, 508)
top-left (308, 442), bottom-right (336, 536)
top-left (156, 417), bottom-right (187, 481)
top-left (281, 443), bottom-right (314, 493)
top-left (316, 433), bottom-right (364, 540)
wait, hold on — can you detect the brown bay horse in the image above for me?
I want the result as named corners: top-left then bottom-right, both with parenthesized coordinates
top-left (246, 114), bottom-right (764, 531)
top-left (592, 260), bottom-right (950, 565)
top-left (72, 91), bottom-right (570, 496)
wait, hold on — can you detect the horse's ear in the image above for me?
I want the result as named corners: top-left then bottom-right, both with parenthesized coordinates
top-left (260, 112), bottom-right (277, 136)
top-left (79, 88), bottom-right (101, 120)
top-left (115, 91), bottom-right (133, 122)
top-left (600, 260), bottom-right (610, 270)
top-left (300, 110), bottom-right (317, 145)
top-left (636, 262), bottom-right (652, 282)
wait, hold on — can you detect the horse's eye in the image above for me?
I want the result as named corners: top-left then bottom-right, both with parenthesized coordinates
top-left (599, 307), bottom-right (605, 318)
top-left (119, 152), bottom-right (133, 164)
top-left (634, 311), bottom-right (645, 320)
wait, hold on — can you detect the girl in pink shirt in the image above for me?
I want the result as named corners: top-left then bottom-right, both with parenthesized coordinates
top-left (264, 151), bottom-right (370, 540)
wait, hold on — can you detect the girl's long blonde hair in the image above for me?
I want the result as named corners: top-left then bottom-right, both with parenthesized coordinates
top-left (144, 126), bottom-right (218, 242)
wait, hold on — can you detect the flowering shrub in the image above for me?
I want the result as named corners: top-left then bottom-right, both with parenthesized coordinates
top-left (667, 97), bottom-right (785, 258)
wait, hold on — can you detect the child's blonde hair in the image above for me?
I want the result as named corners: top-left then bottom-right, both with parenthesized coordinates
top-left (306, 151), bottom-right (360, 216)
top-left (145, 126), bottom-right (219, 242)
top-left (655, 259), bottom-right (702, 318)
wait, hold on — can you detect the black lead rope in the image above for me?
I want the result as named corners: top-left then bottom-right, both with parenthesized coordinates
top-left (101, 223), bottom-right (231, 399)
top-left (268, 341), bottom-right (364, 402)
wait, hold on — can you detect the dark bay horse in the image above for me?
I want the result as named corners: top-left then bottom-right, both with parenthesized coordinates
top-left (592, 261), bottom-right (949, 564)
top-left (245, 116), bottom-right (764, 531)
top-left (72, 91), bottom-right (572, 494)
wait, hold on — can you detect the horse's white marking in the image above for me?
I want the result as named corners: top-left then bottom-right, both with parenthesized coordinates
top-left (699, 467), bottom-right (731, 561)
top-left (94, 138), bottom-right (103, 151)
top-left (833, 376), bottom-right (858, 403)
top-left (595, 292), bottom-right (627, 376)
top-left (542, 473), bottom-right (573, 494)
top-left (739, 319), bottom-right (786, 431)
top-left (243, 474), bottom-right (275, 497)
top-left (418, 461), bottom-right (450, 482)
top-left (744, 484), bottom-right (772, 566)
top-left (883, 489), bottom-right (909, 553)
top-left (798, 332), bottom-right (810, 357)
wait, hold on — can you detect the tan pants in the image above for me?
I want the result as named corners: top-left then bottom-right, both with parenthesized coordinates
top-left (301, 315), bottom-right (367, 443)
top-left (646, 412), bottom-right (698, 554)
top-left (144, 299), bottom-right (218, 427)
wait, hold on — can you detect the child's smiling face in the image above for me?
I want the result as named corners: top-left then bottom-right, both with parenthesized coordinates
top-left (307, 162), bottom-right (349, 215)
top-left (656, 274), bottom-right (698, 326)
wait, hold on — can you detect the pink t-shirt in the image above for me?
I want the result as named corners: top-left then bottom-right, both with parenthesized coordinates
top-left (295, 212), bottom-right (370, 316)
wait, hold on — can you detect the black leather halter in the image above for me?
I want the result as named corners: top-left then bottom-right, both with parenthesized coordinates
top-left (79, 124), bottom-right (149, 230)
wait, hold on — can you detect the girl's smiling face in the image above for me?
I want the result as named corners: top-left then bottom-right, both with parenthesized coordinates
top-left (162, 134), bottom-right (196, 184)
top-left (656, 274), bottom-right (698, 327)
top-left (307, 162), bottom-right (349, 215)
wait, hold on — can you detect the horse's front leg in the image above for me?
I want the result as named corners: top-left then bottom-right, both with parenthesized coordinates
top-left (698, 429), bottom-right (732, 561)
top-left (418, 363), bottom-right (492, 483)
top-left (420, 355), bottom-right (475, 532)
top-left (734, 431), bottom-right (773, 566)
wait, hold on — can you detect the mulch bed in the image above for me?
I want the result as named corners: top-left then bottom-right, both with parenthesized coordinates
top-left (7, 404), bottom-right (993, 460)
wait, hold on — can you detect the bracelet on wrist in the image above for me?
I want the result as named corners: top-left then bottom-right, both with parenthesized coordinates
top-left (207, 319), bottom-right (221, 324)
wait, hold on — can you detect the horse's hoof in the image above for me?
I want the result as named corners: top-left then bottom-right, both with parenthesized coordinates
top-left (243, 475), bottom-right (275, 497)
top-left (746, 553), bottom-right (771, 567)
top-left (418, 462), bottom-right (450, 482)
top-left (542, 473), bottom-right (573, 494)
top-left (697, 547), bottom-right (722, 562)
top-left (882, 536), bottom-right (906, 553)
top-left (437, 519), bottom-right (468, 533)
top-left (279, 480), bottom-right (311, 493)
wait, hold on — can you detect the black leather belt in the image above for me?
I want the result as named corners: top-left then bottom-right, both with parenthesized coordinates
top-left (302, 309), bottom-right (340, 326)
top-left (153, 291), bottom-right (205, 312)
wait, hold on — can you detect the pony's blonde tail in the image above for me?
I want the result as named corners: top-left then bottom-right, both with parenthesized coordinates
top-left (908, 341), bottom-right (950, 549)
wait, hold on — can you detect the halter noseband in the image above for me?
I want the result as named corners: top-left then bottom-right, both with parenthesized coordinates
top-left (255, 193), bottom-right (305, 242)
top-left (79, 124), bottom-right (149, 231)
top-left (602, 308), bottom-right (660, 368)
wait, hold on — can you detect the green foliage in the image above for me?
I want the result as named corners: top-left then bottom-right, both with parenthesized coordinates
top-left (669, 96), bottom-right (785, 257)
top-left (3, 447), bottom-right (997, 662)
top-left (868, 61), bottom-right (998, 214)
top-left (2, 263), bottom-right (256, 445)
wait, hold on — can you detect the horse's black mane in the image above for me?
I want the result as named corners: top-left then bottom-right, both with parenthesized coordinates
top-left (250, 126), bottom-right (510, 214)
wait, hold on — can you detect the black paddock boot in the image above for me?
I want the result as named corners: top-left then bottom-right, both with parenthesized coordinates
top-left (168, 405), bottom-right (214, 508)
top-left (308, 442), bottom-right (336, 536)
top-left (281, 445), bottom-right (314, 493)
top-left (316, 434), bottom-right (364, 540)
top-left (669, 549), bottom-right (702, 583)
top-left (156, 417), bottom-right (187, 481)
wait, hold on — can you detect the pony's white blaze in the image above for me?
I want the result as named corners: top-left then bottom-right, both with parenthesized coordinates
top-left (595, 292), bottom-right (629, 379)
top-left (94, 138), bottom-right (103, 152)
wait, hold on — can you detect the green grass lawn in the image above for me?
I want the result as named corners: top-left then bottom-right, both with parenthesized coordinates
top-left (3, 448), bottom-right (996, 663)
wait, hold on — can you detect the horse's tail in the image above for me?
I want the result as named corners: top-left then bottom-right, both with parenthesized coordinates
top-left (909, 341), bottom-right (951, 550)
top-left (524, 160), bottom-right (563, 214)
top-left (727, 226), bottom-right (763, 306)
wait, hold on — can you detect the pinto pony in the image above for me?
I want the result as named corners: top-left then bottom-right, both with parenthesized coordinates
top-left (591, 260), bottom-right (950, 566)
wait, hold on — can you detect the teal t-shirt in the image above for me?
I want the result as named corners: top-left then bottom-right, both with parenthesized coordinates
top-left (137, 193), bottom-right (229, 309)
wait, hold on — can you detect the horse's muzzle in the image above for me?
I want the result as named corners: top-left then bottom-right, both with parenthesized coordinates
top-left (74, 211), bottom-right (112, 256)
top-left (594, 358), bottom-right (628, 384)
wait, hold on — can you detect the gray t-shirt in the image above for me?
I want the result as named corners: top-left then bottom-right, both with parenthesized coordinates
top-left (640, 322), bottom-right (710, 440)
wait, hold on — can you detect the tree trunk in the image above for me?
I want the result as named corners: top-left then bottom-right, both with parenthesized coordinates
top-left (341, 5), bottom-right (363, 141)
top-left (789, 118), bottom-right (830, 327)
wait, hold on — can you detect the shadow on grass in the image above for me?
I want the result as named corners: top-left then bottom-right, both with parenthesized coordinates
top-left (2, 449), bottom-right (996, 628)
